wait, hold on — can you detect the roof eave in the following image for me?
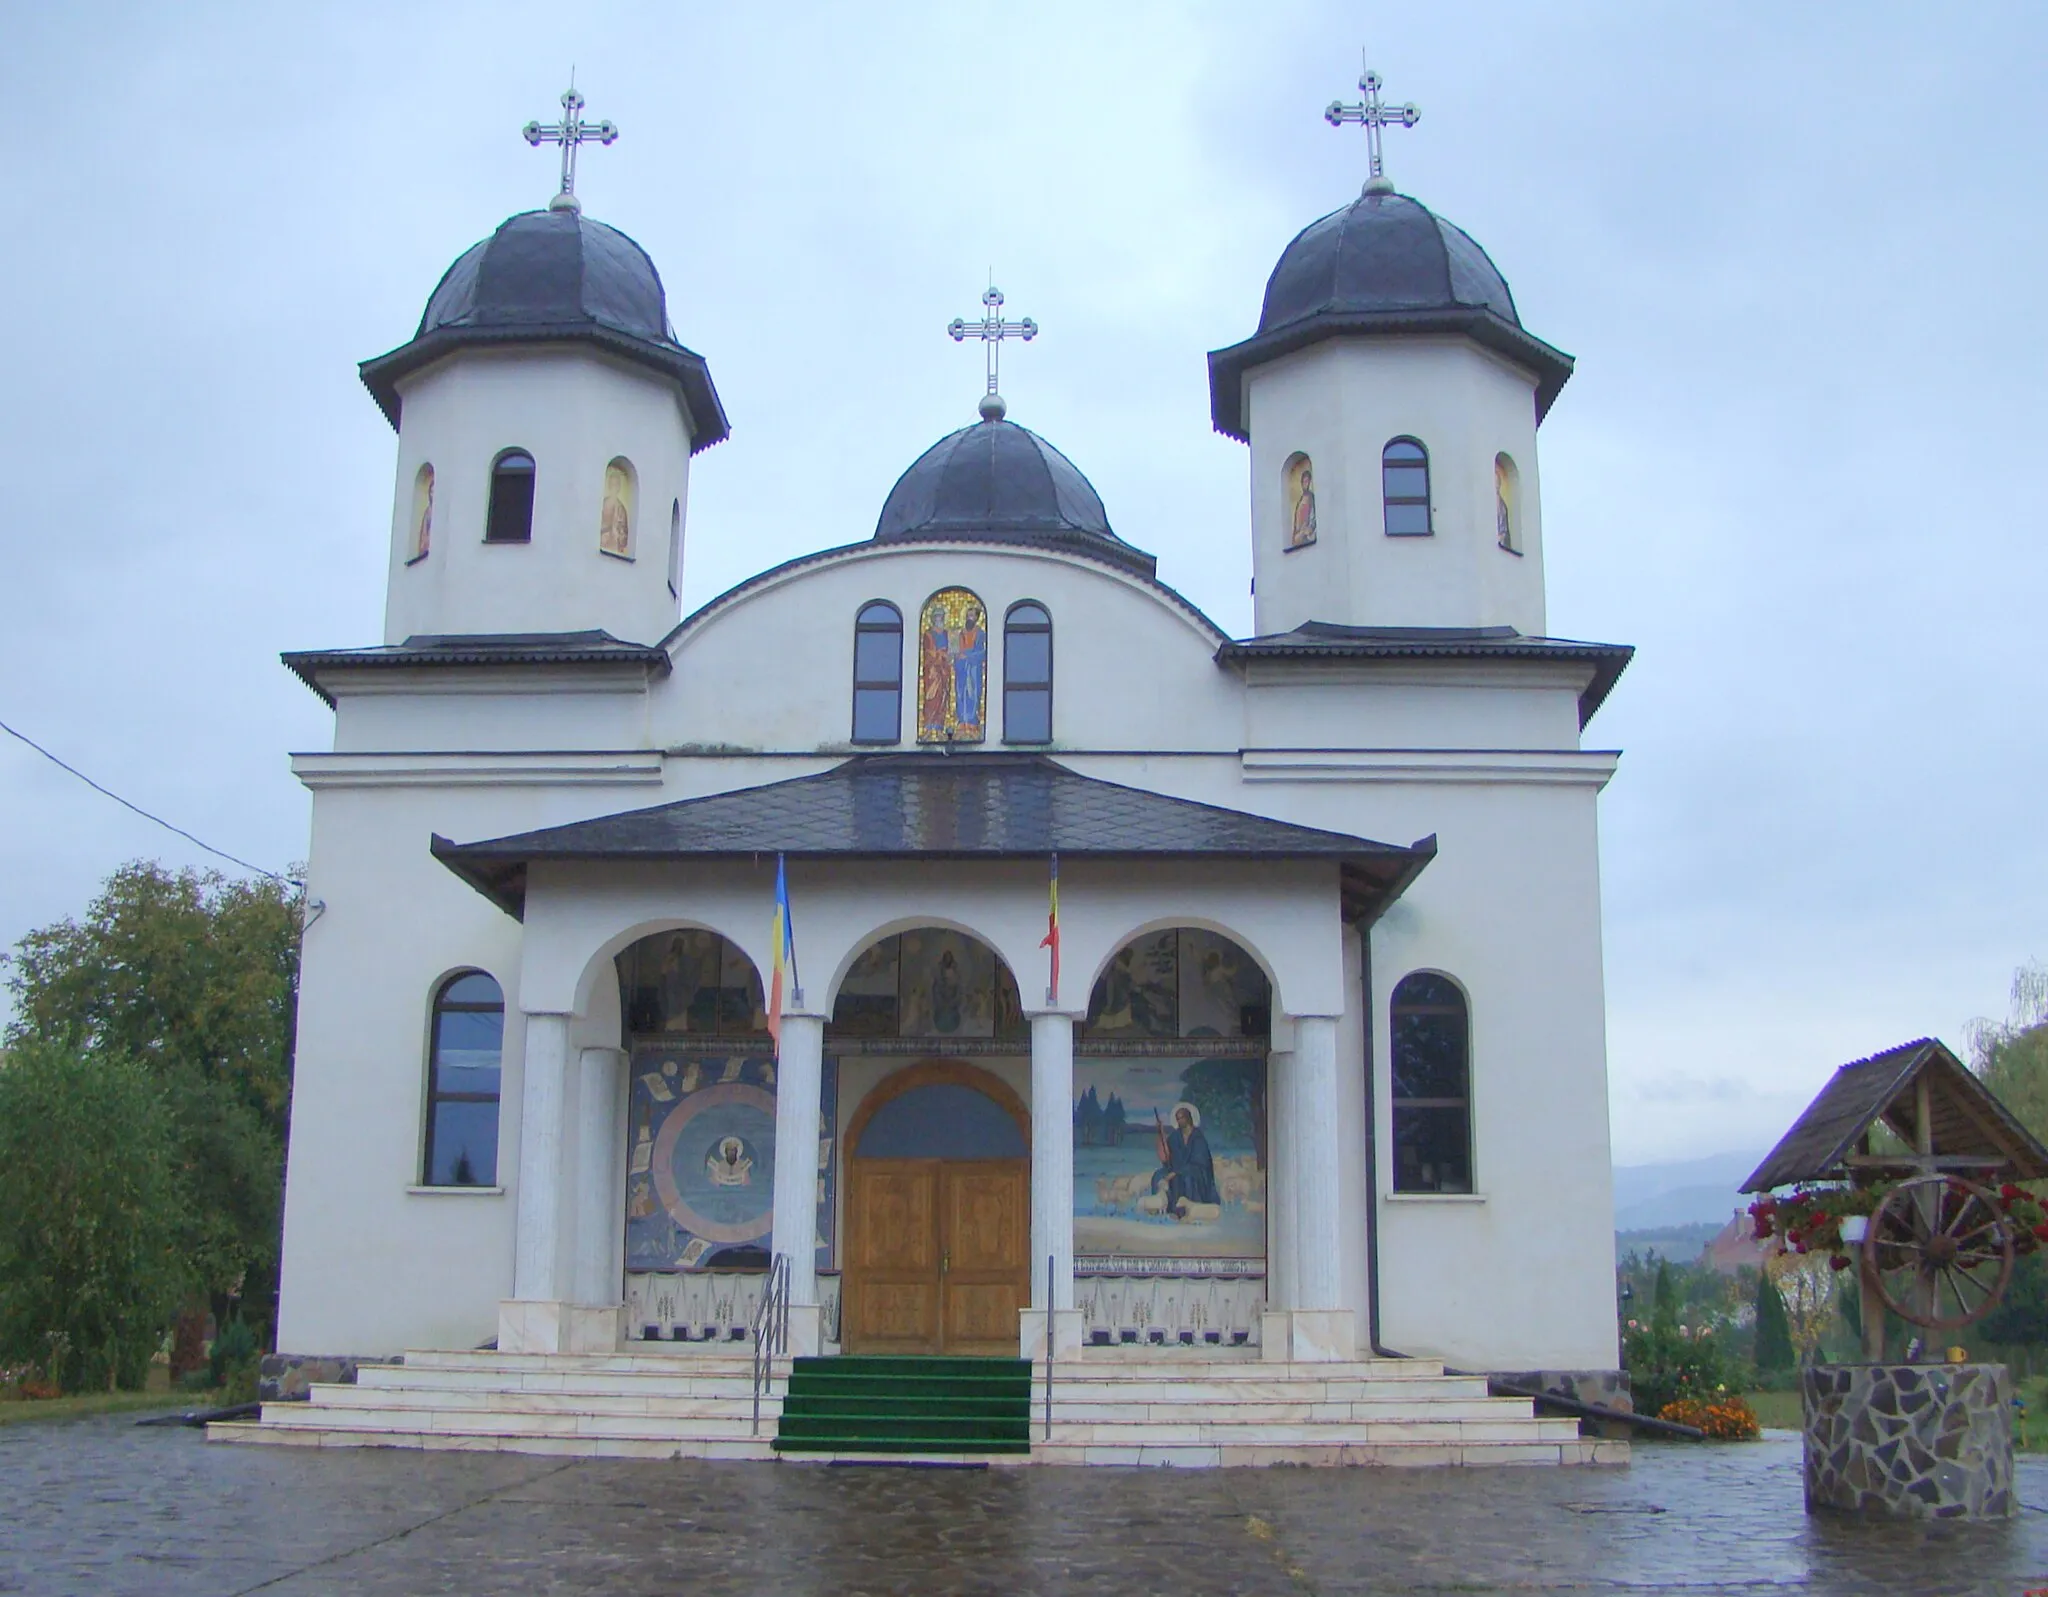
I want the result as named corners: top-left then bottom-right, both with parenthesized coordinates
top-left (1205, 309), bottom-right (1576, 442)
top-left (280, 644), bottom-right (671, 708)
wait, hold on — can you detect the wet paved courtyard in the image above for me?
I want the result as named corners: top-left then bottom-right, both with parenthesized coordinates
top-left (4, 1416), bottom-right (2048, 1595)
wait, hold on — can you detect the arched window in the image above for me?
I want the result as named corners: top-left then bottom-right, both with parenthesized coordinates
top-left (666, 498), bottom-right (682, 598)
top-left (485, 450), bottom-right (536, 544)
top-left (1382, 438), bottom-right (1432, 537)
top-left (1003, 601), bottom-right (1053, 743)
top-left (600, 457), bottom-right (636, 559)
top-left (423, 971), bottom-right (504, 1186)
top-left (1390, 972), bottom-right (1471, 1193)
top-left (1494, 453), bottom-right (1520, 553)
top-left (851, 601), bottom-right (903, 744)
top-left (407, 464), bottom-right (434, 564)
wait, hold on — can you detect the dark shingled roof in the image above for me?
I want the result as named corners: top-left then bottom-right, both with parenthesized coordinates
top-left (1206, 190), bottom-right (1574, 442)
top-left (1742, 1039), bottom-right (2048, 1191)
top-left (359, 209), bottom-right (728, 450)
top-left (873, 411), bottom-right (1156, 578)
top-left (433, 752), bottom-right (1436, 921)
top-left (284, 630), bottom-right (669, 707)
top-left (1215, 623), bottom-right (1633, 729)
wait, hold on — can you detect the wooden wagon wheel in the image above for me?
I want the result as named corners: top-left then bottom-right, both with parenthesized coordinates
top-left (1860, 1174), bottom-right (2016, 1332)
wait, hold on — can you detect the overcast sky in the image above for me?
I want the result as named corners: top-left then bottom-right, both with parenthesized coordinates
top-left (1, 2), bottom-right (2042, 1164)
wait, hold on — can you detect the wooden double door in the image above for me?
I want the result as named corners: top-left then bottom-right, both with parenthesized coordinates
top-left (841, 1159), bottom-right (1030, 1356)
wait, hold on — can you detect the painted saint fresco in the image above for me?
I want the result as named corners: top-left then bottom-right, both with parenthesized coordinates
top-left (409, 464), bottom-right (434, 561)
top-left (829, 930), bottom-right (1026, 1041)
top-left (917, 587), bottom-right (988, 743)
top-left (617, 930), bottom-right (767, 1037)
top-left (1495, 454), bottom-right (1516, 551)
top-left (1073, 1056), bottom-right (1267, 1265)
top-left (1082, 928), bottom-right (1271, 1042)
top-left (600, 457), bottom-right (635, 557)
top-left (1284, 453), bottom-right (1316, 550)
top-left (624, 1048), bottom-right (838, 1272)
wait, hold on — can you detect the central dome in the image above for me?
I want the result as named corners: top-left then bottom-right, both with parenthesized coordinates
top-left (874, 403), bottom-right (1155, 578)
top-left (1258, 191), bottom-right (1518, 334)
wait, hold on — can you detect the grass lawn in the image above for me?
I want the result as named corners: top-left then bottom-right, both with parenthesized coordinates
top-left (0, 1387), bottom-right (221, 1426)
top-left (1745, 1389), bottom-right (1802, 1430)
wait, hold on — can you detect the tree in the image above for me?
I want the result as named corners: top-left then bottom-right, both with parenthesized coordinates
top-left (1969, 963), bottom-right (2048, 1143)
top-left (0, 1041), bottom-right (194, 1390)
top-left (3, 862), bottom-right (301, 1339)
top-left (1754, 1264), bottom-right (1795, 1373)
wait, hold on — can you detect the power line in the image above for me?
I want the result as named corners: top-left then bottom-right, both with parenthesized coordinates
top-left (0, 714), bottom-right (290, 883)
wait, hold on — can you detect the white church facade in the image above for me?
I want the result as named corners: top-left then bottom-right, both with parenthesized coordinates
top-left (244, 84), bottom-right (1633, 1464)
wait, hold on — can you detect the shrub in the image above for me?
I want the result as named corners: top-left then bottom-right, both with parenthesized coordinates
top-left (1660, 1395), bottom-right (1761, 1440)
top-left (208, 1317), bottom-right (257, 1392)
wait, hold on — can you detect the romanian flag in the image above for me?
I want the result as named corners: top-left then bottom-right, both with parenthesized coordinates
top-left (768, 854), bottom-right (797, 1053)
top-left (1039, 853), bottom-right (1060, 1003)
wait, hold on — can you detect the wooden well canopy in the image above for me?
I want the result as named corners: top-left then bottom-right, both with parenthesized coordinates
top-left (1742, 1038), bottom-right (2048, 1193)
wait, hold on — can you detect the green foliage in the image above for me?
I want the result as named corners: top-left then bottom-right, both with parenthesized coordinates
top-left (1754, 1267), bottom-right (1795, 1372)
top-left (1621, 1256), bottom-right (1743, 1417)
top-left (2, 862), bottom-right (301, 1336)
top-left (208, 1315), bottom-right (260, 1401)
top-left (1980, 1253), bottom-right (2048, 1347)
top-left (0, 1041), bottom-right (195, 1391)
top-left (1970, 963), bottom-right (2048, 1145)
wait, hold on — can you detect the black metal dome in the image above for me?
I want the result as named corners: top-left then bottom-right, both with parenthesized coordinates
top-left (359, 209), bottom-right (728, 448)
top-left (1258, 192), bottom-right (1518, 333)
top-left (1206, 189), bottom-right (1574, 441)
top-left (873, 400), bottom-right (1155, 578)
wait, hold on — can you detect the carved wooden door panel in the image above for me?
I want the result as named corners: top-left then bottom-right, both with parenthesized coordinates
top-left (842, 1160), bottom-right (940, 1354)
top-left (938, 1160), bottom-right (1030, 1356)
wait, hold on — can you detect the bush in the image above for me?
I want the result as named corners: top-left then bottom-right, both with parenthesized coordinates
top-left (0, 1041), bottom-right (195, 1392)
top-left (1660, 1395), bottom-right (1762, 1440)
top-left (1754, 1267), bottom-right (1795, 1374)
top-left (1623, 1261), bottom-right (1744, 1417)
top-left (208, 1317), bottom-right (257, 1391)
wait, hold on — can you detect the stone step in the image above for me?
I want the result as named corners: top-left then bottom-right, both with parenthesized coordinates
top-left (261, 1402), bottom-right (771, 1442)
top-left (398, 1350), bottom-right (776, 1376)
top-left (210, 1420), bottom-right (775, 1461)
top-left (1028, 1438), bottom-right (1621, 1468)
top-left (359, 1366), bottom-right (770, 1398)
top-left (1035, 1397), bottom-right (1541, 1425)
top-left (1041, 1417), bottom-right (1586, 1447)
top-left (1044, 1358), bottom-right (1448, 1379)
top-left (306, 1383), bottom-right (782, 1420)
top-left (1029, 1376), bottom-right (1490, 1404)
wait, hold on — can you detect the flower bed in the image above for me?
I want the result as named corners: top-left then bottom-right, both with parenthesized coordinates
top-left (1659, 1395), bottom-right (1761, 1441)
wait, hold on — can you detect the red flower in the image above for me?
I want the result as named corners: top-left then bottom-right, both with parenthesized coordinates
top-left (1829, 1255), bottom-right (1850, 1271)
top-left (2002, 1184), bottom-right (2023, 1204)
top-left (2031, 1223), bottom-right (2048, 1243)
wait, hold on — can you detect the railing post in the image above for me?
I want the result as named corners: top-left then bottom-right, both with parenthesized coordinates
top-left (752, 1252), bottom-right (790, 1436)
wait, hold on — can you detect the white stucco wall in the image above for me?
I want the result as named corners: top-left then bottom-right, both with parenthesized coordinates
top-left (381, 347), bottom-right (695, 647)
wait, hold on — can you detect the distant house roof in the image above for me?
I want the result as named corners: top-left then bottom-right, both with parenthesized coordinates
top-left (1214, 623), bottom-right (1633, 729)
top-left (1742, 1038), bottom-right (2048, 1191)
top-left (432, 751), bottom-right (1436, 921)
top-left (283, 630), bottom-right (670, 706)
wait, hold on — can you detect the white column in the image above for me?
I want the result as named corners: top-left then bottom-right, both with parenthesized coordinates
top-left (1294, 1016), bottom-right (1342, 1311)
top-left (1030, 1013), bottom-right (1075, 1310)
top-left (770, 1014), bottom-right (824, 1312)
top-left (1268, 1048), bottom-right (1299, 1311)
top-left (572, 1047), bottom-right (625, 1305)
top-left (511, 1012), bottom-right (571, 1303)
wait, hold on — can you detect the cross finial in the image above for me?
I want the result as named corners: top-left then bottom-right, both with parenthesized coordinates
top-left (1324, 56), bottom-right (1418, 196)
top-left (523, 83), bottom-right (618, 213)
top-left (948, 285), bottom-right (1037, 421)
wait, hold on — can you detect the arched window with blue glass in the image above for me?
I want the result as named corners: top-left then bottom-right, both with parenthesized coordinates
top-left (851, 600), bottom-right (904, 744)
top-left (1003, 601), bottom-right (1052, 743)
top-left (1390, 971), bottom-right (1472, 1193)
top-left (485, 449), bottom-right (537, 543)
top-left (422, 971), bottom-right (505, 1186)
top-left (1381, 437), bottom-right (1432, 536)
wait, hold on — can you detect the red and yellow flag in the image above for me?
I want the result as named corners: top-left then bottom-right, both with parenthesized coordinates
top-left (1039, 853), bottom-right (1060, 1003)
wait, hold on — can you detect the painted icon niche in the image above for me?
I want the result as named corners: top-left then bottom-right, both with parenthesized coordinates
top-left (600, 457), bottom-right (636, 558)
top-left (1494, 453), bottom-right (1519, 552)
top-left (830, 929), bottom-right (1027, 1041)
top-left (407, 464), bottom-right (434, 563)
top-left (917, 587), bottom-right (988, 743)
top-left (1283, 452), bottom-right (1317, 550)
top-left (615, 929), bottom-right (768, 1037)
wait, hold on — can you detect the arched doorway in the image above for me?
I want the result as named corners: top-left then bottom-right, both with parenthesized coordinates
top-left (841, 1061), bottom-right (1032, 1356)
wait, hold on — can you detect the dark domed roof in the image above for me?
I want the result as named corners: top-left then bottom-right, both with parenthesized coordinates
top-left (359, 209), bottom-right (728, 449)
top-left (1206, 189), bottom-right (1574, 441)
top-left (874, 401), bottom-right (1155, 578)
top-left (1258, 192), bottom-right (1518, 333)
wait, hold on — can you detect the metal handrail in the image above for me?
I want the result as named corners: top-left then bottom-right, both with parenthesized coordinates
top-left (1044, 1253), bottom-right (1055, 1442)
top-left (751, 1253), bottom-right (790, 1435)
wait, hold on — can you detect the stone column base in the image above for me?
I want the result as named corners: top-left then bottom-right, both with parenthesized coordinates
top-left (1018, 1308), bottom-right (1085, 1360)
top-left (784, 1304), bottom-right (822, 1358)
top-left (497, 1300), bottom-right (623, 1354)
top-left (1803, 1363), bottom-right (2012, 1519)
top-left (1260, 1309), bottom-right (1356, 1363)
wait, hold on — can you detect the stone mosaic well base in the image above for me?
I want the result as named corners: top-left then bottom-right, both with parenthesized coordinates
top-left (1802, 1362), bottom-right (2011, 1519)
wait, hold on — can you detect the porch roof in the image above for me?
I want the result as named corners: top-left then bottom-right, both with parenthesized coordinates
top-left (432, 752), bottom-right (1434, 923)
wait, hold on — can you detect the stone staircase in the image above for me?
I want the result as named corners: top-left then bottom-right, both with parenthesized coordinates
top-left (208, 1347), bottom-right (1625, 1468)
top-left (1028, 1352), bottom-right (1625, 1467)
top-left (207, 1349), bottom-right (784, 1460)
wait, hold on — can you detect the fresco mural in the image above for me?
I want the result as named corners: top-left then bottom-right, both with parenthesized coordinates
top-left (1284, 452), bottom-right (1316, 549)
top-left (829, 930), bottom-right (1026, 1041)
top-left (624, 1048), bottom-right (838, 1272)
top-left (1082, 928), bottom-right (1271, 1042)
top-left (600, 457), bottom-right (635, 557)
top-left (1073, 1056), bottom-right (1267, 1265)
top-left (917, 587), bottom-right (988, 742)
top-left (409, 464), bottom-right (434, 561)
top-left (617, 930), bottom-right (767, 1037)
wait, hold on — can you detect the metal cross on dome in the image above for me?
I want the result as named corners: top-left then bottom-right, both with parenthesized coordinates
top-left (949, 286), bottom-right (1037, 417)
top-left (1324, 57), bottom-right (1419, 196)
top-left (523, 83), bottom-right (617, 212)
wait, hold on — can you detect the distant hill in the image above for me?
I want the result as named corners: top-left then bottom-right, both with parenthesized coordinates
top-left (1615, 1220), bottom-right (1722, 1264)
top-left (1612, 1150), bottom-right (1763, 1233)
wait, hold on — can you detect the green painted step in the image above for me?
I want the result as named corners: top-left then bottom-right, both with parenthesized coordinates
top-left (774, 1356), bottom-right (1036, 1456)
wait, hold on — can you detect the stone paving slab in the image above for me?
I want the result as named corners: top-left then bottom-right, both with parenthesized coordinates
top-left (4, 1413), bottom-right (2048, 1594)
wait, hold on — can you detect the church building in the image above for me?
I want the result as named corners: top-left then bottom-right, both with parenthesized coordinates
top-left (242, 77), bottom-right (1633, 1466)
